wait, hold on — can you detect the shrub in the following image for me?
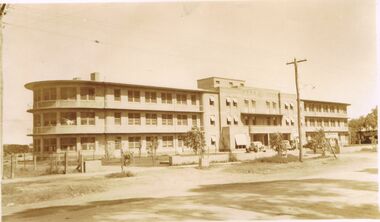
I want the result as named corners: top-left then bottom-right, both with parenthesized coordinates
top-left (254, 154), bottom-right (299, 163)
top-left (106, 171), bottom-right (135, 178)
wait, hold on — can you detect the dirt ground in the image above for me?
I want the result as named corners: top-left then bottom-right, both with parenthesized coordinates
top-left (2, 151), bottom-right (379, 221)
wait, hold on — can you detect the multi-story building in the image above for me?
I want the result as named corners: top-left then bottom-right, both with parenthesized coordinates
top-left (25, 73), bottom-right (349, 156)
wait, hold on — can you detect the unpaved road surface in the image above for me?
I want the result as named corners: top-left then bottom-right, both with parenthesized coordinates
top-left (2, 152), bottom-right (379, 221)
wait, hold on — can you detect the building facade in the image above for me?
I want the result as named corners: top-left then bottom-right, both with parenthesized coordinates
top-left (25, 74), bottom-right (349, 156)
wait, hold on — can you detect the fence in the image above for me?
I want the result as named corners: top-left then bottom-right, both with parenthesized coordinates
top-left (2, 151), bottom-right (102, 179)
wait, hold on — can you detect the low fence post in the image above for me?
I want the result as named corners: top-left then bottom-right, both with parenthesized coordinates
top-left (10, 154), bottom-right (14, 179)
top-left (33, 154), bottom-right (37, 170)
top-left (64, 152), bottom-right (68, 174)
top-left (81, 154), bottom-right (84, 173)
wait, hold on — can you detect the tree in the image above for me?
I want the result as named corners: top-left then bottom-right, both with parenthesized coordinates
top-left (148, 136), bottom-right (159, 166)
top-left (313, 129), bottom-right (328, 157)
top-left (184, 126), bottom-right (206, 158)
top-left (349, 106), bottom-right (378, 144)
top-left (269, 132), bottom-right (285, 156)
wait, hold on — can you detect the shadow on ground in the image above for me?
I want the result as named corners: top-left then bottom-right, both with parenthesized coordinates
top-left (3, 178), bottom-right (379, 221)
top-left (358, 168), bottom-right (378, 174)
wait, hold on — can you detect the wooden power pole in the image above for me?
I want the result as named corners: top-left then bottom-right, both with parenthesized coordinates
top-left (286, 58), bottom-right (307, 162)
top-left (0, 4), bottom-right (7, 179)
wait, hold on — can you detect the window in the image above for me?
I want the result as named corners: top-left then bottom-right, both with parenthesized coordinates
top-left (162, 114), bottom-right (173, 125)
top-left (80, 87), bottom-right (95, 100)
top-left (34, 114), bottom-right (41, 127)
top-left (114, 89), bottom-right (121, 101)
top-left (43, 138), bottom-right (57, 152)
top-left (290, 119), bottom-right (295, 126)
top-left (210, 115), bottom-right (216, 125)
top-left (34, 139), bottom-right (41, 153)
top-left (272, 102), bottom-right (276, 109)
top-left (344, 120), bottom-right (348, 127)
top-left (290, 103), bottom-right (294, 110)
top-left (34, 89), bottom-right (41, 102)
top-left (177, 114), bottom-right (188, 125)
top-left (128, 90), bottom-right (140, 102)
top-left (114, 112), bottom-right (121, 125)
top-left (211, 136), bottom-right (216, 145)
top-left (43, 113), bottom-right (57, 126)
top-left (233, 116), bottom-right (238, 125)
top-left (284, 103), bottom-right (288, 109)
top-left (146, 113), bottom-right (157, 125)
top-left (161, 93), bottom-right (172, 104)
top-left (226, 98), bottom-right (231, 106)
top-left (61, 87), bottom-right (77, 100)
top-left (192, 115), bottom-right (197, 126)
top-left (240, 83), bottom-right (244, 87)
top-left (216, 80), bottom-right (220, 84)
top-left (317, 120), bottom-right (322, 127)
top-left (233, 99), bottom-right (238, 107)
top-left (209, 96), bottom-right (215, 106)
top-left (81, 112), bottom-right (95, 125)
top-left (331, 120), bottom-right (336, 127)
top-left (128, 137), bottom-right (141, 149)
top-left (229, 82), bottom-right (233, 86)
top-left (176, 94), bottom-right (187, 104)
top-left (285, 119), bottom-right (290, 126)
top-left (81, 137), bottom-right (95, 150)
top-left (310, 119), bottom-right (315, 127)
top-left (162, 136), bottom-right (174, 148)
top-left (266, 101), bottom-right (270, 110)
top-left (115, 137), bottom-right (122, 150)
top-left (145, 92), bottom-right (157, 103)
top-left (324, 120), bottom-right (329, 127)
top-left (42, 88), bottom-right (57, 101)
top-left (178, 136), bottom-right (184, 147)
top-left (146, 136), bottom-right (152, 150)
top-left (252, 117), bottom-right (257, 125)
top-left (60, 137), bottom-right (76, 151)
top-left (310, 104), bottom-right (314, 112)
top-left (316, 105), bottom-right (321, 112)
top-left (60, 112), bottom-right (76, 125)
top-left (251, 100), bottom-right (256, 108)
top-left (128, 113), bottom-right (141, 125)
top-left (227, 116), bottom-right (232, 125)
top-left (191, 95), bottom-right (196, 105)
top-left (266, 117), bottom-right (271, 125)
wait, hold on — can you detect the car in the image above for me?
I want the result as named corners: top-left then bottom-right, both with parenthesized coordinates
top-left (246, 141), bottom-right (266, 153)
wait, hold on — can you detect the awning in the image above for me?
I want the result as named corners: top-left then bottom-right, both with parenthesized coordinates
top-left (210, 115), bottom-right (216, 121)
top-left (284, 103), bottom-right (289, 107)
top-left (232, 98), bottom-right (238, 104)
top-left (226, 97), bottom-right (232, 103)
top-left (290, 103), bottom-right (294, 108)
top-left (285, 118), bottom-right (290, 123)
top-left (233, 116), bottom-right (239, 122)
top-left (235, 134), bottom-right (248, 146)
top-left (211, 136), bottom-right (216, 142)
top-left (209, 96), bottom-right (215, 102)
top-left (244, 98), bottom-right (249, 102)
top-left (227, 116), bottom-right (232, 122)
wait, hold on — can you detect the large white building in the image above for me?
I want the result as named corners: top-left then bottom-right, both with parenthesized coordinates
top-left (26, 73), bottom-right (350, 156)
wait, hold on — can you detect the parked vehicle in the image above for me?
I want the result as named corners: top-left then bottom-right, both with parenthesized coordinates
top-left (246, 141), bottom-right (266, 153)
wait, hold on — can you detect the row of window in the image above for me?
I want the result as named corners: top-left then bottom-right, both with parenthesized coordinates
top-left (34, 87), bottom-right (199, 105)
top-left (33, 137), bottom-right (95, 152)
top-left (34, 135), bottom-right (218, 152)
top-left (34, 112), bottom-right (199, 127)
top-left (304, 103), bottom-right (347, 113)
top-left (305, 118), bottom-right (348, 127)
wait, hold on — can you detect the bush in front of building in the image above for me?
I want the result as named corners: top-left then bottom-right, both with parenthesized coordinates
top-left (269, 133), bottom-right (286, 156)
top-left (254, 154), bottom-right (299, 163)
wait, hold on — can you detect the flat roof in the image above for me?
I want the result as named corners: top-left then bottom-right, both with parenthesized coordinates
top-left (197, 76), bottom-right (245, 82)
top-left (25, 80), bottom-right (218, 94)
top-left (301, 99), bottom-right (350, 106)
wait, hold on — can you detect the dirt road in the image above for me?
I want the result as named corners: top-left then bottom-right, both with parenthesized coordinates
top-left (2, 152), bottom-right (379, 221)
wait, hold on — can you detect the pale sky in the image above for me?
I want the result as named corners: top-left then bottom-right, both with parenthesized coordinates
top-left (3, 0), bottom-right (377, 144)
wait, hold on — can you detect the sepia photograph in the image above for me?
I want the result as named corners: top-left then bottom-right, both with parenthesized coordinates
top-left (0, 0), bottom-right (378, 221)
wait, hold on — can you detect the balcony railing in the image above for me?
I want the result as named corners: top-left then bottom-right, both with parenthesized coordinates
top-left (303, 110), bottom-right (348, 118)
top-left (303, 126), bottom-right (348, 132)
top-left (248, 125), bottom-right (294, 134)
top-left (34, 100), bottom-right (104, 109)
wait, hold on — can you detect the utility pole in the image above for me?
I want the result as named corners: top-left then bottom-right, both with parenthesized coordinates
top-left (286, 58), bottom-right (307, 162)
top-left (0, 3), bottom-right (7, 179)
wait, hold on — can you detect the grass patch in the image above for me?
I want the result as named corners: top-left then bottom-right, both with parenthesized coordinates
top-left (106, 171), bottom-right (135, 178)
top-left (360, 146), bottom-right (377, 152)
top-left (253, 154), bottom-right (299, 163)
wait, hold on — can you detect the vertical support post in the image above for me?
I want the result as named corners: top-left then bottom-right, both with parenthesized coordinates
top-left (23, 153), bottom-right (26, 169)
top-left (64, 151), bottom-right (68, 174)
top-left (10, 154), bottom-right (14, 179)
top-left (33, 154), bottom-right (37, 170)
top-left (80, 154), bottom-right (84, 173)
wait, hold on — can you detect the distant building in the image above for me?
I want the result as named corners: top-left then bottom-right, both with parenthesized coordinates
top-left (25, 73), bottom-right (350, 156)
